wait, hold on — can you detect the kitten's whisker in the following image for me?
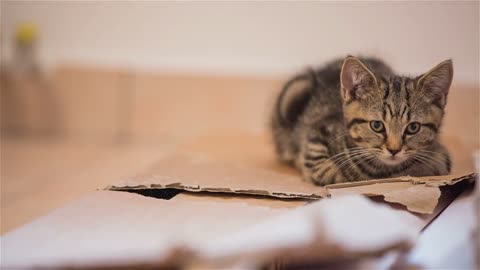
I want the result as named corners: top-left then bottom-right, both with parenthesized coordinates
top-left (416, 150), bottom-right (449, 162)
top-left (413, 153), bottom-right (447, 169)
top-left (329, 132), bottom-right (351, 143)
top-left (332, 152), bottom-right (364, 169)
top-left (411, 157), bottom-right (437, 172)
top-left (407, 150), bottom-right (447, 165)
top-left (342, 154), bottom-right (377, 173)
top-left (414, 151), bottom-right (447, 164)
top-left (415, 155), bottom-right (445, 171)
top-left (325, 148), bottom-right (368, 163)
top-left (336, 151), bottom-right (374, 170)
top-left (416, 149), bottom-right (445, 156)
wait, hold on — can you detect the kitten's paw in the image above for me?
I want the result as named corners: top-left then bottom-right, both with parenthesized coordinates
top-left (302, 161), bottom-right (346, 186)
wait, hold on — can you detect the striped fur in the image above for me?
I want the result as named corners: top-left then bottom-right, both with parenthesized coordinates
top-left (271, 56), bottom-right (453, 185)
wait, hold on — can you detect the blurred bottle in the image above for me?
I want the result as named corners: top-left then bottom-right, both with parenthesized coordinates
top-left (1, 23), bottom-right (59, 138)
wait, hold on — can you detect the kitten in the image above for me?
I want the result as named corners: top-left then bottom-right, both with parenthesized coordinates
top-left (271, 56), bottom-right (453, 185)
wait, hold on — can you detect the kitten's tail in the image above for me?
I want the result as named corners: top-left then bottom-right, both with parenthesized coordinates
top-left (275, 68), bottom-right (317, 126)
top-left (270, 68), bottom-right (316, 164)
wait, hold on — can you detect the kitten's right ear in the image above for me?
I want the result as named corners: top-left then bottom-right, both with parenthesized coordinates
top-left (416, 59), bottom-right (453, 108)
top-left (340, 56), bottom-right (378, 102)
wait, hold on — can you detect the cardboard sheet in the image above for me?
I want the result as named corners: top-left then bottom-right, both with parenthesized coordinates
top-left (1, 191), bottom-right (422, 269)
top-left (0, 191), bottom-right (286, 269)
top-left (106, 153), bottom-right (476, 214)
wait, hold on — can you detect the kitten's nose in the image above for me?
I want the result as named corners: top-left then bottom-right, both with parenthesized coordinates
top-left (387, 148), bottom-right (400, 156)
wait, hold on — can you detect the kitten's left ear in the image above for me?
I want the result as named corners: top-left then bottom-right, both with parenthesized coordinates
top-left (340, 56), bottom-right (378, 103)
top-left (417, 59), bottom-right (453, 107)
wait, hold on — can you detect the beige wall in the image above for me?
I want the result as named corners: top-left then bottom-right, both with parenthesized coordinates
top-left (1, 1), bottom-right (479, 84)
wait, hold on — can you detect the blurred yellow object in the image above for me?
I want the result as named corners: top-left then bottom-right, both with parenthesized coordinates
top-left (16, 23), bottom-right (37, 44)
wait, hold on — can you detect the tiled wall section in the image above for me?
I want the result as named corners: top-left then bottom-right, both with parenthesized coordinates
top-left (2, 65), bottom-right (283, 144)
top-left (2, 65), bottom-right (478, 151)
top-left (131, 71), bottom-right (282, 143)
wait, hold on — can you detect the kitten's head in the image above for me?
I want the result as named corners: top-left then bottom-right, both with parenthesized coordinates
top-left (340, 56), bottom-right (453, 167)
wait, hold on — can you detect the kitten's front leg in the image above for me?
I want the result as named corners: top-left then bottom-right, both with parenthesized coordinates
top-left (299, 145), bottom-right (347, 185)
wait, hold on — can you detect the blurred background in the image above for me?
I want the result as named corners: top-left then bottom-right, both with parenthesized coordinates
top-left (1, 1), bottom-right (479, 234)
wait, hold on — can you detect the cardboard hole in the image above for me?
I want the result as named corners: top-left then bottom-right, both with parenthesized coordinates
top-left (121, 188), bottom-right (183, 200)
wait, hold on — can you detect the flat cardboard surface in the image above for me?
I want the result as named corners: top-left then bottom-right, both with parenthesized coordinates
top-left (1, 140), bottom-right (169, 234)
top-left (107, 152), bottom-right (475, 214)
top-left (106, 153), bottom-right (329, 199)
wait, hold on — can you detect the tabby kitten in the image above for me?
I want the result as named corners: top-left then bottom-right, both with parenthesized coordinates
top-left (271, 56), bottom-right (453, 185)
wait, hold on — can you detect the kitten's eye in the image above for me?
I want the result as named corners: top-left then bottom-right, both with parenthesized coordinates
top-left (369, 121), bottom-right (385, 133)
top-left (405, 122), bottom-right (421, 135)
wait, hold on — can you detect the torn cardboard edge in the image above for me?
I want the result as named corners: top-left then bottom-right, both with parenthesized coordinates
top-left (107, 173), bottom-right (476, 199)
top-left (104, 153), bottom-right (477, 214)
top-left (326, 173), bottom-right (476, 189)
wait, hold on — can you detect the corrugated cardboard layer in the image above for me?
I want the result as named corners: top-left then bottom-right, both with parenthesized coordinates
top-left (106, 153), bottom-right (476, 214)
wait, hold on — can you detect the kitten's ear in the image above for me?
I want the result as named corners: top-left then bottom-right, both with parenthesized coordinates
top-left (416, 60), bottom-right (453, 107)
top-left (340, 56), bottom-right (378, 102)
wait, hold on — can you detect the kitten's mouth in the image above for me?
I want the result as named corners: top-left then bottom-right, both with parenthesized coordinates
top-left (378, 149), bottom-right (408, 166)
top-left (379, 156), bottom-right (408, 166)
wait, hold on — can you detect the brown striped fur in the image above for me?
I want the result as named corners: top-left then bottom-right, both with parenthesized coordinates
top-left (271, 56), bottom-right (453, 185)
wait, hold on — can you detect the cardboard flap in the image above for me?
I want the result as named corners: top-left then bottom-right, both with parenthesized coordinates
top-left (0, 191), bottom-right (286, 269)
top-left (105, 153), bottom-right (476, 214)
top-left (196, 195), bottom-right (422, 266)
top-left (326, 174), bottom-right (476, 213)
top-left (1, 192), bottom-right (422, 269)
